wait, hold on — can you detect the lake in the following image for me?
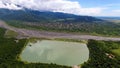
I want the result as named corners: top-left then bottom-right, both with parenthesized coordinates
top-left (20, 40), bottom-right (89, 66)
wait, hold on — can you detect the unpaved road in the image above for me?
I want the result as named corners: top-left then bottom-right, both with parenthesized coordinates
top-left (0, 20), bottom-right (120, 41)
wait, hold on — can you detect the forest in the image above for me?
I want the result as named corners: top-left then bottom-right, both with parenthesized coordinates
top-left (82, 40), bottom-right (120, 68)
top-left (0, 28), bottom-right (71, 68)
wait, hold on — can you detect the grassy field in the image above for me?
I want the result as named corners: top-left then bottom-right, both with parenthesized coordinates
top-left (112, 49), bottom-right (120, 56)
top-left (4, 30), bottom-right (18, 38)
top-left (110, 20), bottom-right (120, 23)
top-left (54, 38), bottom-right (87, 43)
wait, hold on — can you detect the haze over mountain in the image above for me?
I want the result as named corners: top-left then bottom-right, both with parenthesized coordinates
top-left (0, 8), bottom-right (103, 23)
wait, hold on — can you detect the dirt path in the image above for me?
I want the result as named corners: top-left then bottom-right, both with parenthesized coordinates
top-left (72, 65), bottom-right (80, 68)
top-left (0, 20), bottom-right (120, 41)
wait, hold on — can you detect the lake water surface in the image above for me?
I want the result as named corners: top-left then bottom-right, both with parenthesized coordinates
top-left (20, 40), bottom-right (89, 66)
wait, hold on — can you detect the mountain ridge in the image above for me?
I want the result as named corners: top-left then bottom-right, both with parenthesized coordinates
top-left (0, 8), bottom-right (103, 23)
top-left (1, 8), bottom-right (120, 37)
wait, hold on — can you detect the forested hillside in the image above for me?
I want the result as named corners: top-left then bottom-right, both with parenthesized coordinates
top-left (0, 8), bottom-right (103, 23)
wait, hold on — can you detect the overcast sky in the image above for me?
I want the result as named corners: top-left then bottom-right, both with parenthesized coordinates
top-left (0, 0), bottom-right (120, 17)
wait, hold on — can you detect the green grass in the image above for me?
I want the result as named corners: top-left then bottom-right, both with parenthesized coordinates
top-left (0, 28), bottom-right (6, 37)
top-left (27, 37), bottom-right (87, 44)
top-left (54, 38), bottom-right (87, 43)
top-left (4, 30), bottom-right (18, 38)
top-left (112, 49), bottom-right (120, 56)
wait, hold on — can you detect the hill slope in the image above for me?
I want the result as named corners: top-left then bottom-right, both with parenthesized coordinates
top-left (0, 8), bottom-right (120, 36)
top-left (0, 8), bottom-right (103, 23)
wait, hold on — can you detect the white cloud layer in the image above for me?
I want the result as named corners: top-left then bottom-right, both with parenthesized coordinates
top-left (0, 1), bottom-right (22, 10)
top-left (112, 10), bottom-right (120, 13)
top-left (0, 0), bottom-right (104, 16)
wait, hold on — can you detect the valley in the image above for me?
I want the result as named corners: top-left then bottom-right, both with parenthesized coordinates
top-left (0, 0), bottom-right (120, 67)
top-left (0, 9), bottom-right (120, 37)
top-left (0, 8), bottom-right (120, 68)
top-left (0, 20), bottom-right (120, 41)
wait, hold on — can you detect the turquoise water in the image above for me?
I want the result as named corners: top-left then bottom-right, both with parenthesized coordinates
top-left (20, 40), bottom-right (89, 66)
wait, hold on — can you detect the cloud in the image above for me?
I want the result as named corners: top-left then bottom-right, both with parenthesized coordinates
top-left (0, 1), bottom-right (22, 10)
top-left (94, 9), bottom-right (120, 17)
top-left (104, 3), bottom-right (120, 7)
top-left (112, 10), bottom-right (120, 13)
top-left (109, 10), bottom-right (120, 16)
top-left (0, 0), bottom-right (104, 16)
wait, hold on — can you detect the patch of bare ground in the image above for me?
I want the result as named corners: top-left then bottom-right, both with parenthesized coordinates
top-left (72, 65), bottom-right (80, 68)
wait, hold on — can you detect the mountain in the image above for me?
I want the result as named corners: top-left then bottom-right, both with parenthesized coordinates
top-left (0, 8), bottom-right (119, 36)
top-left (97, 17), bottom-right (120, 20)
top-left (0, 8), bottom-right (103, 23)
